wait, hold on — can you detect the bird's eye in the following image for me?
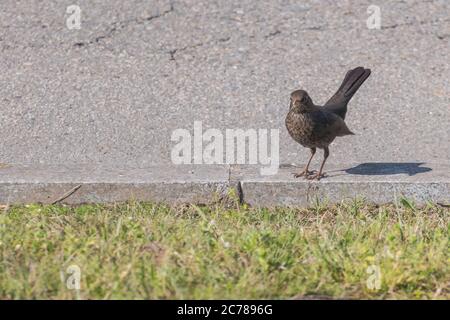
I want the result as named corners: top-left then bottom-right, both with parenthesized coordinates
top-left (301, 96), bottom-right (307, 103)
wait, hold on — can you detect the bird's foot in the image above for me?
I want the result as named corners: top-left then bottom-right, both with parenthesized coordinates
top-left (293, 170), bottom-right (314, 178)
top-left (306, 172), bottom-right (325, 180)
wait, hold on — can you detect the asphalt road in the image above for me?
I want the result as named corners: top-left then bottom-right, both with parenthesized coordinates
top-left (1, 0), bottom-right (449, 169)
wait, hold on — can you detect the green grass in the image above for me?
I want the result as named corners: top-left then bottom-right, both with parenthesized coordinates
top-left (0, 197), bottom-right (448, 299)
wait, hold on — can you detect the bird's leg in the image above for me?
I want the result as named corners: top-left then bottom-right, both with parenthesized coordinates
top-left (307, 147), bottom-right (329, 180)
top-left (294, 148), bottom-right (316, 178)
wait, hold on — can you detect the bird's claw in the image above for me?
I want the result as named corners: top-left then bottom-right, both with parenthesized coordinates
top-left (293, 170), bottom-right (314, 178)
top-left (306, 172), bottom-right (325, 180)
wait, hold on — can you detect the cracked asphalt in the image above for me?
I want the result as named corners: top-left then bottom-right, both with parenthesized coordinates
top-left (0, 0), bottom-right (449, 168)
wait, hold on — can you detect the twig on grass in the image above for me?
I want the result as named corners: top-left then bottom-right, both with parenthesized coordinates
top-left (51, 185), bottom-right (82, 205)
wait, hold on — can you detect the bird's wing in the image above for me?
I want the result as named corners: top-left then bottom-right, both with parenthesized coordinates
top-left (311, 111), bottom-right (354, 138)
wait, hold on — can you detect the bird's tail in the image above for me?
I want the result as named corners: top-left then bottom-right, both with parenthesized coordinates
top-left (324, 67), bottom-right (371, 119)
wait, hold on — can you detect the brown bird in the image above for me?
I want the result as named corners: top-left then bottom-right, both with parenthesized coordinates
top-left (285, 67), bottom-right (371, 180)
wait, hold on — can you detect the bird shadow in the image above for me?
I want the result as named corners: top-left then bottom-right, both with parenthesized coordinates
top-left (343, 162), bottom-right (432, 176)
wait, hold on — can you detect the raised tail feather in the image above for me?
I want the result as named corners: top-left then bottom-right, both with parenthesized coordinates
top-left (324, 67), bottom-right (371, 120)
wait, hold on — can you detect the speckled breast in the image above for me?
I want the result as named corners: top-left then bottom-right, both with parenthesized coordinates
top-left (285, 111), bottom-right (331, 149)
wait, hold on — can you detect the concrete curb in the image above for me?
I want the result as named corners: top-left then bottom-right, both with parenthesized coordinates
top-left (233, 163), bottom-right (450, 206)
top-left (0, 163), bottom-right (448, 206)
top-left (0, 165), bottom-right (231, 205)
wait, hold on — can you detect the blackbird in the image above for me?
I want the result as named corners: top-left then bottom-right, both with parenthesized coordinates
top-left (285, 67), bottom-right (371, 180)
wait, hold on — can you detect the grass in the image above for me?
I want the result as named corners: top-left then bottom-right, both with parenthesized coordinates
top-left (0, 196), bottom-right (448, 300)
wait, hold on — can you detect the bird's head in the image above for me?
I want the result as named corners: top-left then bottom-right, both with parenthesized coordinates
top-left (289, 90), bottom-right (314, 113)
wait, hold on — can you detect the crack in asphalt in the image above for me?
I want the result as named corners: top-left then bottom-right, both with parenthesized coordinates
top-left (264, 30), bottom-right (281, 39)
top-left (2, 3), bottom-right (448, 54)
top-left (73, 2), bottom-right (175, 48)
top-left (437, 34), bottom-right (450, 40)
top-left (164, 36), bottom-right (231, 61)
top-left (381, 17), bottom-right (450, 30)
